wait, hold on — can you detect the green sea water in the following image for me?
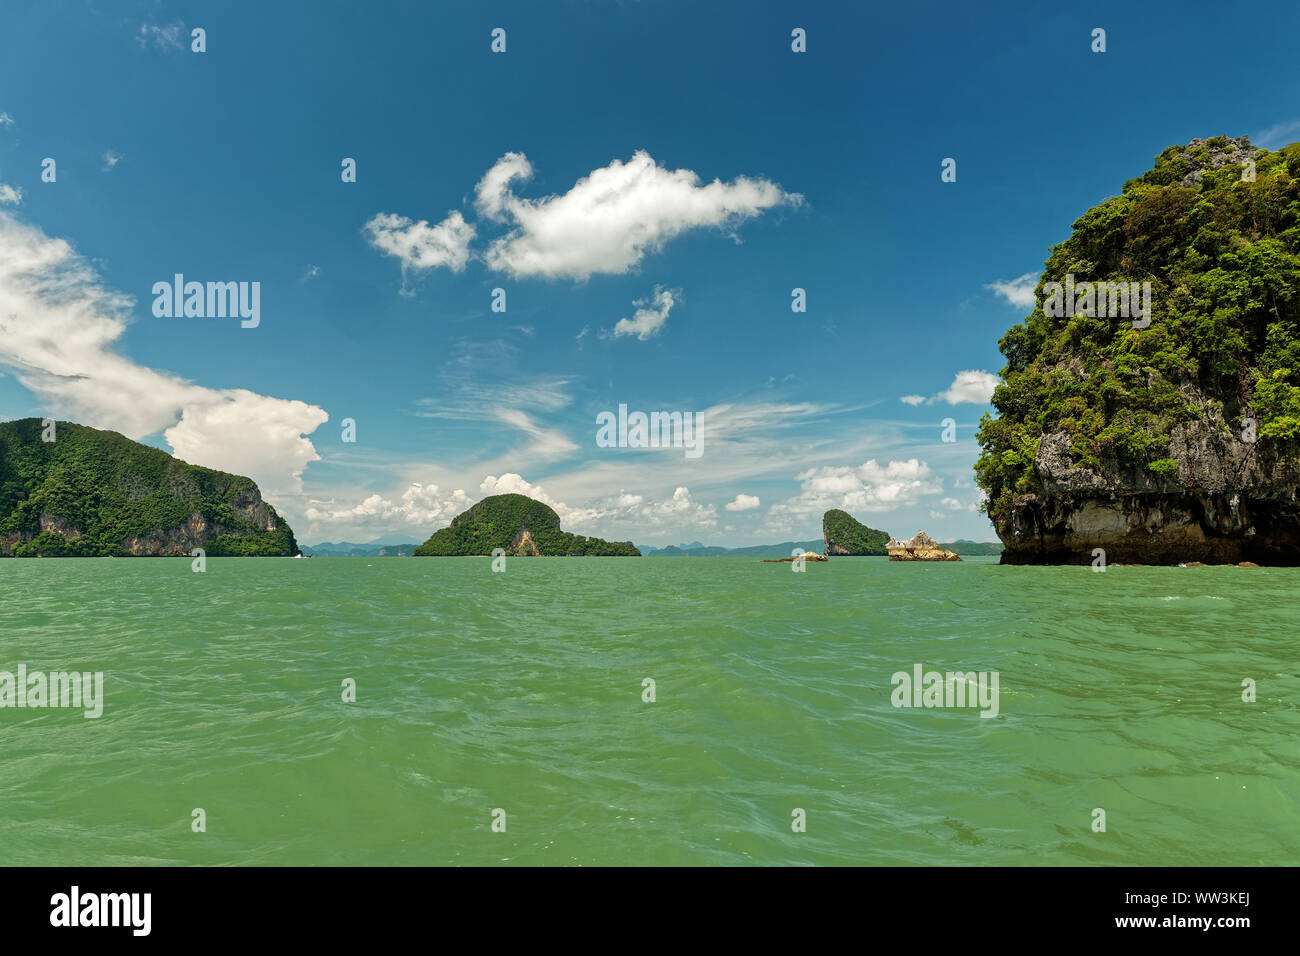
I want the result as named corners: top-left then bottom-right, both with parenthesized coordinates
top-left (1, 556), bottom-right (1296, 866)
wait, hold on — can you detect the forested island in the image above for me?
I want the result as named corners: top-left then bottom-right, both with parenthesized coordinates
top-left (0, 419), bottom-right (297, 556)
top-left (977, 136), bottom-right (1300, 565)
top-left (822, 509), bottom-right (891, 555)
top-left (414, 493), bottom-right (640, 556)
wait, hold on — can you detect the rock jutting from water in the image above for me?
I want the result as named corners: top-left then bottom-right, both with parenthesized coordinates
top-left (886, 532), bottom-right (962, 562)
top-left (976, 136), bottom-right (1300, 565)
top-left (821, 509), bottom-right (890, 555)
top-left (0, 419), bottom-right (297, 557)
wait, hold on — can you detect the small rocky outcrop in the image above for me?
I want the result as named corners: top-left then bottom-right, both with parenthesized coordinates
top-left (1168, 136), bottom-right (1263, 187)
top-left (887, 531), bottom-right (962, 562)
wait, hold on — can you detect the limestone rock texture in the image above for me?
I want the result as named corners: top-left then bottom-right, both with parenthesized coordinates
top-left (997, 426), bottom-right (1300, 565)
top-left (887, 531), bottom-right (962, 562)
top-left (975, 136), bottom-right (1300, 565)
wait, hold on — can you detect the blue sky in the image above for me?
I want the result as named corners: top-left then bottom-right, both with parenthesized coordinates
top-left (2, 0), bottom-right (1299, 546)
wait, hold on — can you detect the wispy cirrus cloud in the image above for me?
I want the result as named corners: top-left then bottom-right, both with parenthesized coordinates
top-left (136, 22), bottom-right (185, 50)
top-left (1253, 120), bottom-right (1300, 149)
top-left (293, 388), bottom-right (981, 544)
top-left (493, 407), bottom-right (579, 458)
top-left (411, 344), bottom-right (578, 462)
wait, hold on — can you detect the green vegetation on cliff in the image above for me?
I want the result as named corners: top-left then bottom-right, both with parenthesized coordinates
top-left (0, 419), bottom-right (297, 556)
top-left (821, 509), bottom-right (891, 555)
top-left (414, 493), bottom-right (640, 556)
top-left (976, 137), bottom-right (1300, 525)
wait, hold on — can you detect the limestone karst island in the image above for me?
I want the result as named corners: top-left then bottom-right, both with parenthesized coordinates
top-left (413, 494), bottom-right (640, 556)
top-left (976, 137), bottom-right (1300, 565)
top-left (0, 419), bottom-right (296, 557)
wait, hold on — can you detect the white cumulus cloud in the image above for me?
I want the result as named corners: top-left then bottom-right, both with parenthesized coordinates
top-left (305, 474), bottom-right (721, 541)
top-left (0, 210), bottom-right (327, 499)
top-left (641, 486), bottom-right (716, 526)
top-left (474, 151), bottom-right (534, 221)
top-left (771, 459), bottom-right (943, 515)
top-left (936, 370), bottom-right (998, 405)
top-left (363, 210), bottom-right (475, 280)
top-left (611, 286), bottom-right (678, 340)
top-left (477, 150), bottom-right (800, 279)
top-left (725, 493), bottom-right (761, 512)
top-left (305, 483), bottom-right (474, 528)
top-left (985, 272), bottom-right (1038, 309)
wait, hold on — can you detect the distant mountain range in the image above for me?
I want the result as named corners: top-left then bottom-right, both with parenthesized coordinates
top-left (640, 539), bottom-right (826, 557)
top-left (300, 534), bottom-right (421, 557)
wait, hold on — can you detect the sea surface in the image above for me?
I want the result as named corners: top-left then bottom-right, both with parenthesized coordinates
top-left (1, 556), bottom-right (1296, 866)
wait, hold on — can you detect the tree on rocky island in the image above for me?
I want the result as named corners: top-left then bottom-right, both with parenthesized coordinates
top-left (414, 493), bottom-right (641, 556)
top-left (976, 137), bottom-right (1300, 565)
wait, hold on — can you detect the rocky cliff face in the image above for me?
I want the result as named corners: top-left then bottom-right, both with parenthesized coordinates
top-left (976, 136), bottom-right (1300, 565)
top-left (999, 422), bottom-right (1300, 565)
top-left (0, 418), bottom-right (298, 556)
top-left (821, 509), bottom-right (891, 555)
top-left (507, 528), bottom-right (542, 557)
top-left (117, 485), bottom-right (285, 556)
